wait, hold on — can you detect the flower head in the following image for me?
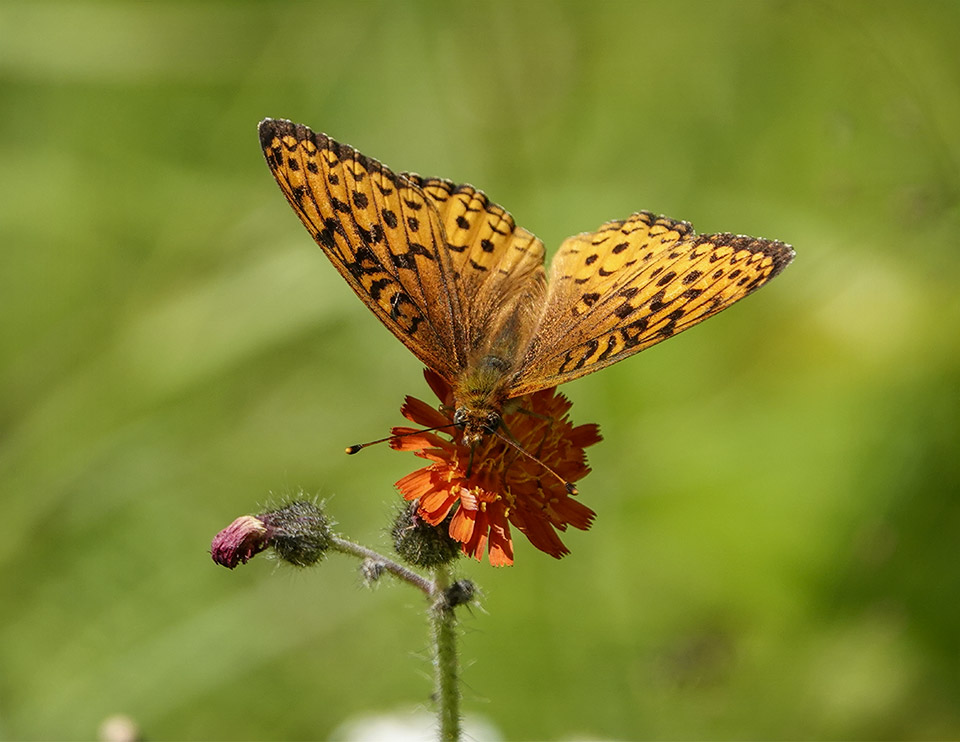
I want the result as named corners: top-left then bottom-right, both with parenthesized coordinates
top-left (392, 369), bottom-right (601, 566)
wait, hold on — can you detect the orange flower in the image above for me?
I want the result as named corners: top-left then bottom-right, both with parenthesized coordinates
top-left (392, 370), bottom-right (601, 566)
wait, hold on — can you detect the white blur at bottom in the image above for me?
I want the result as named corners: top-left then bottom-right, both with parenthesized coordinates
top-left (329, 709), bottom-right (501, 742)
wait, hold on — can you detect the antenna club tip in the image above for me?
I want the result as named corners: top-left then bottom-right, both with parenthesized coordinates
top-left (565, 483), bottom-right (578, 495)
top-left (345, 445), bottom-right (362, 455)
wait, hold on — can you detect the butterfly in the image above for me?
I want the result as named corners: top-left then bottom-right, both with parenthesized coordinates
top-left (259, 118), bottom-right (794, 450)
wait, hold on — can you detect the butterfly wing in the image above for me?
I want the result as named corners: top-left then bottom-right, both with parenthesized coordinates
top-left (509, 211), bottom-right (794, 396)
top-left (407, 177), bottom-right (547, 364)
top-left (259, 119), bottom-right (465, 379)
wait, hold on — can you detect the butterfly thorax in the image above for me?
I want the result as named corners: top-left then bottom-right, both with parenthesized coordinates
top-left (452, 299), bottom-right (540, 446)
top-left (453, 354), bottom-right (516, 447)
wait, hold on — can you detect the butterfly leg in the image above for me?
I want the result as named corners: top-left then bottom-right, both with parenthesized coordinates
top-left (465, 445), bottom-right (476, 479)
top-left (509, 404), bottom-right (554, 424)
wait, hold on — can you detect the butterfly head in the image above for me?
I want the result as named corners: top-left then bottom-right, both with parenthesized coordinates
top-left (451, 396), bottom-right (579, 495)
top-left (453, 405), bottom-right (502, 448)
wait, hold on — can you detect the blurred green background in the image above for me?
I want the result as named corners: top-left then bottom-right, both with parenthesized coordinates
top-left (2, 1), bottom-right (959, 739)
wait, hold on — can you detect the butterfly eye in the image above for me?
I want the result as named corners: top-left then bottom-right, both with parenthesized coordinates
top-left (453, 408), bottom-right (468, 430)
top-left (482, 412), bottom-right (501, 435)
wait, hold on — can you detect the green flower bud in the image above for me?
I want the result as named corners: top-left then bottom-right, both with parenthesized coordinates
top-left (260, 500), bottom-right (332, 567)
top-left (391, 501), bottom-right (460, 568)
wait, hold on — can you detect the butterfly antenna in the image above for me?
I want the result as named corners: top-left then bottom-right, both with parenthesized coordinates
top-left (494, 430), bottom-right (579, 496)
top-left (345, 423), bottom-right (457, 454)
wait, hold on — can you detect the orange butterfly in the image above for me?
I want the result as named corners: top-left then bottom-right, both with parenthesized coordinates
top-left (259, 119), bottom-right (793, 449)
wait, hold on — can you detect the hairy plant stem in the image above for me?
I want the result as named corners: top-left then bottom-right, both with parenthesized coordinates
top-left (329, 535), bottom-right (433, 595)
top-left (432, 563), bottom-right (461, 742)
top-left (329, 535), bottom-right (461, 741)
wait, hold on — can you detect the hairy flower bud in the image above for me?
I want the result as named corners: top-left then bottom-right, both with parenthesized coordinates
top-left (391, 501), bottom-right (461, 568)
top-left (211, 500), bottom-right (331, 569)
top-left (260, 500), bottom-right (332, 566)
top-left (443, 579), bottom-right (476, 609)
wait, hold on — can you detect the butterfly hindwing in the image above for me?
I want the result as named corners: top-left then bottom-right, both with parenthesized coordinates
top-left (509, 211), bottom-right (794, 396)
top-left (259, 119), bottom-right (465, 379)
top-left (409, 177), bottom-right (547, 363)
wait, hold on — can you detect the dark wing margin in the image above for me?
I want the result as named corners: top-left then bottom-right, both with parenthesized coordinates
top-left (258, 118), bottom-right (465, 378)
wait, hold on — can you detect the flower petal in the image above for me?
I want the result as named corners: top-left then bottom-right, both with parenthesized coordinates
top-left (457, 508), bottom-right (488, 562)
top-left (569, 423), bottom-right (603, 448)
top-left (400, 396), bottom-right (449, 428)
top-left (390, 427), bottom-right (450, 452)
top-left (486, 510), bottom-right (514, 566)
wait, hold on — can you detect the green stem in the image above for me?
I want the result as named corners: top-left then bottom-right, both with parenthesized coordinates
top-left (432, 564), bottom-right (461, 742)
top-left (330, 534), bottom-right (461, 740)
top-left (329, 535), bottom-right (433, 595)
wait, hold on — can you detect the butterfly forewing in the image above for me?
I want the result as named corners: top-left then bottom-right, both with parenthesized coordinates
top-left (509, 211), bottom-right (794, 396)
top-left (259, 119), bottom-right (464, 378)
